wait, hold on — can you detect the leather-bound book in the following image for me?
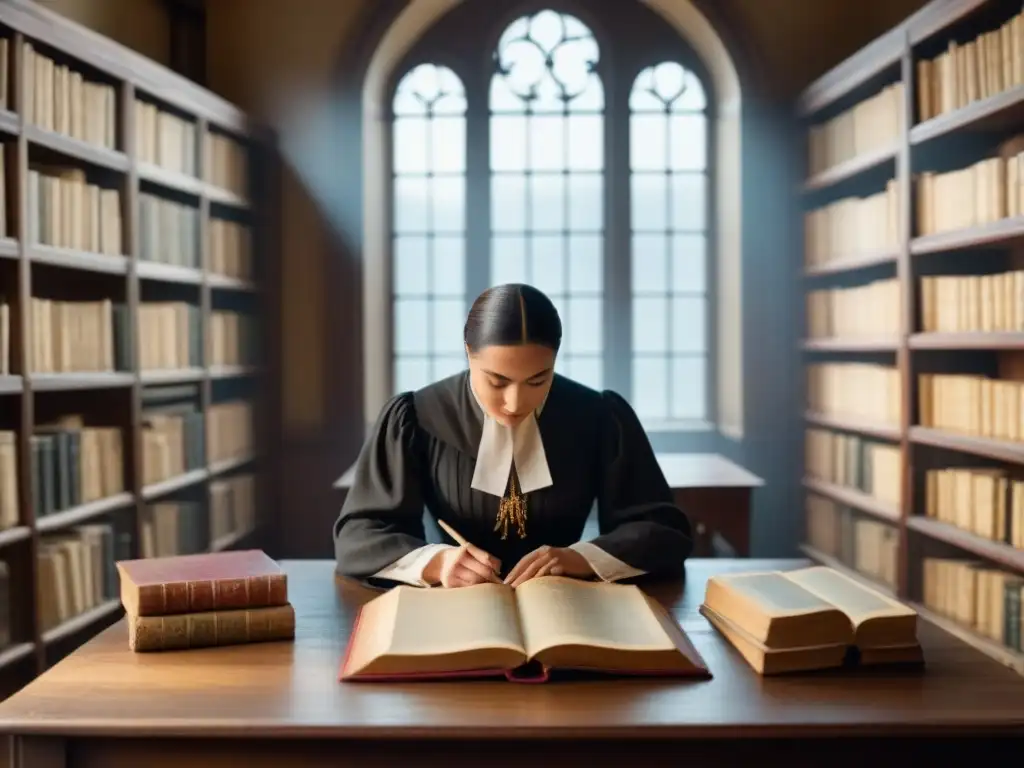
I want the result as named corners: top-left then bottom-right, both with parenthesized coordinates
top-left (117, 549), bottom-right (288, 616)
top-left (127, 603), bottom-right (296, 652)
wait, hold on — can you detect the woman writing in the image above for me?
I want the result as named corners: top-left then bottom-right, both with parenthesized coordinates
top-left (333, 283), bottom-right (694, 588)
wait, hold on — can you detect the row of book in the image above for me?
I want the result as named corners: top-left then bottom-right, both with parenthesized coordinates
top-left (139, 193), bottom-right (200, 268)
top-left (805, 494), bottom-right (899, 590)
top-left (134, 99), bottom-right (197, 178)
top-left (208, 219), bottom-right (253, 280)
top-left (31, 417), bottom-right (124, 520)
top-left (806, 82), bottom-right (903, 176)
top-left (924, 466), bottom-right (1024, 548)
top-left (22, 39), bottom-right (117, 152)
top-left (138, 303), bottom-right (202, 371)
top-left (919, 372), bottom-right (1024, 442)
top-left (917, 150), bottom-right (1017, 236)
top-left (140, 484), bottom-right (256, 559)
top-left (30, 297), bottom-right (128, 374)
top-left (208, 311), bottom-right (257, 367)
top-left (806, 278), bottom-right (901, 338)
top-left (207, 400), bottom-right (254, 465)
top-left (921, 270), bottom-right (1024, 333)
top-left (803, 180), bottom-right (899, 268)
top-left (204, 132), bottom-right (249, 199)
top-left (923, 557), bottom-right (1023, 652)
top-left (0, 432), bottom-right (14, 529)
top-left (38, 521), bottom-right (130, 633)
top-left (805, 427), bottom-right (902, 509)
top-left (29, 167), bottom-right (123, 256)
top-left (806, 362), bottom-right (902, 429)
top-left (916, 12), bottom-right (1024, 122)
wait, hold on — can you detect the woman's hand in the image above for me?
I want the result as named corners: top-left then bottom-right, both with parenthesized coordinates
top-left (504, 546), bottom-right (594, 587)
top-left (424, 544), bottom-right (501, 588)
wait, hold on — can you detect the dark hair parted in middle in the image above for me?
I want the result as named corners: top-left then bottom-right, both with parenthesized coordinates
top-left (464, 283), bottom-right (562, 354)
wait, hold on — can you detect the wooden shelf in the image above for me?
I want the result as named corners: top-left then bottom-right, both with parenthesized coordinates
top-left (909, 426), bottom-right (1024, 464)
top-left (908, 332), bottom-right (1024, 350)
top-left (799, 544), bottom-right (896, 597)
top-left (803, 249), bottom-right (898, 277)
top-left (910, 83), bottom-right (1024, 145)
top-left (0, 0), bottom-right (275, 695)
top-left (804, 411), bottom-right (901, 441)
top-left (909, 600), bottom-right (1024, 675)
top-left (801, 337), bottom-right (900, 352)
top-left (802, 478), bottom-right (901, 523)
top-left (906, 516), bottom-right (1024, 573)
top-left (910, 216), bottom-right (1024, 255)
top-left (802, 144), bottom-right (897, 192)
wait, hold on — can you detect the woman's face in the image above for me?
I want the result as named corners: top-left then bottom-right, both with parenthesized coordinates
top-left (467, 343), bottom-right (556, 427)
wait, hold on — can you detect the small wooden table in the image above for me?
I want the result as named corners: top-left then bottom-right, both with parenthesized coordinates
top-left (335, 452), bottom-right (763, 558)
top-left (2, 558), bottom-right (1022, 768)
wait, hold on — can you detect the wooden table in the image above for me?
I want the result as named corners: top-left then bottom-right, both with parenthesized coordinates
top-left (2, 558), bottom-right (1023, 768)
top-left (335, 452), bottom-right (763, 557)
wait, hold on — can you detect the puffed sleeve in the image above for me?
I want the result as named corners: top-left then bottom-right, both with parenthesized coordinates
top-left (580, 391), bottom-right (694, 577)
top-left (333, 393), bottom-right (449, 585)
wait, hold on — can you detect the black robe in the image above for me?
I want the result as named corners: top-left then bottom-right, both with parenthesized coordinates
top-left (333, 371), bottom-right (693, 585)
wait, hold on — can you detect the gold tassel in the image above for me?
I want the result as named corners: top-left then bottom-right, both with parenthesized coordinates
top-left (495, 470), bottom-right (528, 540)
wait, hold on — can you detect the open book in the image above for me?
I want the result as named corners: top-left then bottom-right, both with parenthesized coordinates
top-left (340, 576), bottom-right (711, 683)
top-left (700, 565), bottom-right (923, 675)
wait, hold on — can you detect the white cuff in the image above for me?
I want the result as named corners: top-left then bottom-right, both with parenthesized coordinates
top-left (372, 543), bottom-right (455, 587)
top-left (569, 541), bottom-right (646, 582)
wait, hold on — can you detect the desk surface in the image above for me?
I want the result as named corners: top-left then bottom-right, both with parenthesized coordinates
top-left (334, 452), bottom-right (764, 490)
top-left (0, 559), bottom-right (1022, 740)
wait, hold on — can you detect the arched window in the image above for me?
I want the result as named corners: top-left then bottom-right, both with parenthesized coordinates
top-left (387, 1), bottom-right (713, 427)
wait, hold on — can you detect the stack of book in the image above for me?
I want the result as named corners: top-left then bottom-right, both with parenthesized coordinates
top-left (115, 549), bottom-right (295, 652)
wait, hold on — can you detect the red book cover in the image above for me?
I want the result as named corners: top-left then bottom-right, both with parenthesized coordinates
top-left (117, 549), bottom-right (288, 616)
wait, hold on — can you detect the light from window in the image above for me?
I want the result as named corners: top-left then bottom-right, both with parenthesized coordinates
top-left (629, 61), bottom-right (708, 422)
top-left (391, 63), bottom-right (468, 394)
top-left (488, 10), bottom-right (604, 392)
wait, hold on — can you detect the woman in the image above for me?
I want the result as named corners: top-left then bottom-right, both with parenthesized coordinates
top-left (334, 283), bottom-right (693, 589)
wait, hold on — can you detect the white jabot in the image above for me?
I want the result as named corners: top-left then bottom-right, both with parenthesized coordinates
top-left (468, 381), bottom-right (553, 497)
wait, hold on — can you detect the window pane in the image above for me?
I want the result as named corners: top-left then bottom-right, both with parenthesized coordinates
top-left (393, 236), bottom-right (429, 296)
top-left (632, 356), bottom-right (668, 420)
top-left (671, 296), bottom-right (705, 353)
top-left (433, 355), bottom-right (466, 381)
top-left (492, 236), bottom-right (528, 284)
top-left (632, 297), bottom-right (668, 353)
top-left (567, 174), bottom-right (602, 232)
top-left (568, 235), bottom-right (602, 293)
top-left (395, 356), bottom-right (431, 393)
top-left (672, 234), bottom-right (706, 293)
top-left (631, 234), bottom-right (667, 294)
top-left (492, 175), bottom-right (527, 232)
top-left (670, 173), bottom-right (705, 231)
top-left (567, 297), bottom-right (601, 354)
top-left (630, 173), bottom-right (667, 231)
top-left (391, 64), bottom-right (469, 395)
top-left (432, 236), bottom-right (466, 296)
top-left (671, 356), bottom-right (706, 420)
top-left (433, 299), bottom-right (465, 354)
top-left (489, 9), bottom-right (605, 391)
top-left (629, 61), bottom-right (709, 421)
top-left (530, 174), bottom-right (565, 232)
top-left (530, 235), bottom-right (565, 296)
top-left (565, 355), bottom-right (602, 391)
top-left (394, 299), bottom-right (430, 354)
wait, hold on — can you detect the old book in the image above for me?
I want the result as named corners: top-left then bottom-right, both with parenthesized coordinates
top-left (700, 565), bottom-right (922, 675)
top-left (116, 549), bottom-right (287, 616)
top-left (340, 576), bottom-right (710, 683)
top-left (128, 603), bottom-right (295, 652)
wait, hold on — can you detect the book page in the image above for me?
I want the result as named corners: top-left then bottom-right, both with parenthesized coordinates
top-left (385, 583), bottom-right (525, 657)
top-left (782, 567), bottom-right (914, 625)
top-left (515, 577), bottom-right (673, 657)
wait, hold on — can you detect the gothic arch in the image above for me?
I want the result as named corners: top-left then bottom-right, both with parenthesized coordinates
top-left (360, 0), bottom-right (744, 437)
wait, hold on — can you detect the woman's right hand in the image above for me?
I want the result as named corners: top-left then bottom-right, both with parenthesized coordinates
top-left (425, 544), bottom-right (501, 587)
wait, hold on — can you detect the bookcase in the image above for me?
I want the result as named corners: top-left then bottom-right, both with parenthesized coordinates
top-left (0, 0), bottom-right (273, 697)
top-left (799, 0), bottom-right (1024, 676)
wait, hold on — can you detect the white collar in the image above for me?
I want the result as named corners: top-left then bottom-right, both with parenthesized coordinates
top-left (468, 378), bottom-right (553, 498)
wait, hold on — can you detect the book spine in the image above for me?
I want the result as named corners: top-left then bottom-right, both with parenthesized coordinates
top-left (128, 603), bottom-right (295, 652)
top-left (134, 572), bottom-right (288, 615)
top-left (1004, 579), bottom-right (1022, 651)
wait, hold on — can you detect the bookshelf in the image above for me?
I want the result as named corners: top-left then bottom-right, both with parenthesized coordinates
top-left (798, 0), bottom-right (1024, 676)
top-left (0, 0), bottom-right (273, 695)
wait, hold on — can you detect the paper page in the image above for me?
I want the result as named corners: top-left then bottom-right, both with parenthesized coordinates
top-left (782, 566), bottom-right (914, 625)
top-left (515, 577), bottom-right (673, 657)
